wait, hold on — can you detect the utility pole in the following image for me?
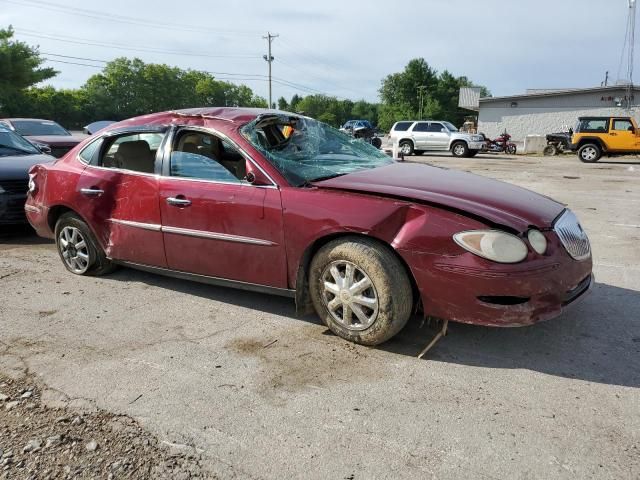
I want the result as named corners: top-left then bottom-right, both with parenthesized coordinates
top-left (263, 32), bottom-right (278, 108)
top-left (417, 85), bottom-right (427, 119)
top-left (602, 70), bottom-right (609, 86)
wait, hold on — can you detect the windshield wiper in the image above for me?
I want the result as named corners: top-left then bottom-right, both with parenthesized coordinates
top-left (0, 144), bottom-right (33, 155)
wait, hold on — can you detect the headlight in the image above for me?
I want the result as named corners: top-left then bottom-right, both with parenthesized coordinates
top-left (453, 230), bottom-right (528, 263)
top-left (527, 229), bottom-right (547, 254)
top-left (472, 135), bottom-right (484, 142)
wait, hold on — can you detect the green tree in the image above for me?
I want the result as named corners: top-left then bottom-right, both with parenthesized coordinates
top-left (377, 58), bottom-right (488, 130)
top-left (0, 26), bottom-right (57, 114)
top-left (277, 96), bottom-right (289, 111)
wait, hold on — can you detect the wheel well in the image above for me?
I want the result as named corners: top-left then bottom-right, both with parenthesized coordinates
top-left (577, 138), bottom-right (605, 151)
top-left (451, 140), bottom-right (467, 147)
top-left (294, 232), bottom-right (420, 315)
top-left (398, 138), bottom-right (413, 146)
top-left (47, 205), bottom-right (75, 232)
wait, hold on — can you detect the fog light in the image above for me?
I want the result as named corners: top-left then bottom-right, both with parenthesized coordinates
top-left (528, 229), bottom-right (547, 254)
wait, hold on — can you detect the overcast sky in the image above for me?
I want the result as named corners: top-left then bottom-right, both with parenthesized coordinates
top-left (1, 0), bottom-right (636, 103)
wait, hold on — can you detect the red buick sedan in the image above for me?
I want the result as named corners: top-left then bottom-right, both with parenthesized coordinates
top-left (25, 108), bottom-right (593, 345)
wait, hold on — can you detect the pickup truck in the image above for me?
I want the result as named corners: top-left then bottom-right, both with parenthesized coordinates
top-left (387, 120), bottom-right (485, 158)
top-left (570, 116), bottom-right (640, 162)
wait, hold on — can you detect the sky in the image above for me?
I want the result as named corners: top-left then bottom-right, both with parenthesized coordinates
top-left (0, 0), bottom-right (637, 103)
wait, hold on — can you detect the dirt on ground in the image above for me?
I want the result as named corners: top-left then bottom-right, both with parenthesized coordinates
top-left (0, 373), bottom-right (213, 480)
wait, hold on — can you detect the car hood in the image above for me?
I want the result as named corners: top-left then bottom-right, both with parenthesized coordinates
top-left (24, 135), bottom-right (84, 146)
top-left (0, 154), bottom-right (55, 180)
top-left (312, 162), bottom-right (565, 231)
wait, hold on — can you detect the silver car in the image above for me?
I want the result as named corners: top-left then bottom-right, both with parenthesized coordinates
top-left (388, 120), bottom-right (485, 157)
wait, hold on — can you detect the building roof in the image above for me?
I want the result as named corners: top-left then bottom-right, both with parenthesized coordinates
top-left (479, 85), bottom-right (640, 103)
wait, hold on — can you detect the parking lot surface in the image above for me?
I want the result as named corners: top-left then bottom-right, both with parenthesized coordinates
top-left (1, 153), bottom-right (639, 479)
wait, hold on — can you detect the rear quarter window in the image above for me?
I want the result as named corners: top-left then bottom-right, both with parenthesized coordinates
top-left (392, 122), bottom-right (413, 132)
top-left (577, 119), bottom-right (609, 133)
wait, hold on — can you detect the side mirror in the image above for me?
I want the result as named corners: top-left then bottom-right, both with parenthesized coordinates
top-left (245, 160), bottom-right (272, 186)
top-left (441, 128), bottom-right (447, 133)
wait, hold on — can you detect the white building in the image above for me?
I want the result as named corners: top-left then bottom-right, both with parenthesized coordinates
top-left (461, 86), bottom-right (640, 142)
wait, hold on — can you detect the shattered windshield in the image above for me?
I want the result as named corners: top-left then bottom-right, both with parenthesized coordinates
top-left (241, 115), bottom-right (393, 186)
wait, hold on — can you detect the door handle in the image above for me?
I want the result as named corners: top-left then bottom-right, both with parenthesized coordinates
top-left (166, 196), bottom-right (192, 207)
top-left (80, 187), bottom-right (104, 196)
top-left (610, 132), bottom-right (617, 136)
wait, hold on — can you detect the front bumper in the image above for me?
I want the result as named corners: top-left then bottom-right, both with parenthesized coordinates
top-left (468, 141), bottom-right (486, 150)
top-left (400, 241), bottom-right (593, 327)
top-left (0, 193), bottom-right (28, 224)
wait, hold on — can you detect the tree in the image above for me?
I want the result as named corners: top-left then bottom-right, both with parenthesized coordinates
top-left (277, 96), bottom-right (289, 111)
top-left (377, 58), bottom-right (489, 131)
top-left (0, 26), bottom-right (57, 114)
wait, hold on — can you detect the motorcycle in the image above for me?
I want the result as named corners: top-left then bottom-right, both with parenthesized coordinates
top-left (482, 130), bottom-right (517, 154)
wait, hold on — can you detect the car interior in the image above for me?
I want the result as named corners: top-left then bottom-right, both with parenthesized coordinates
top-left (171, 131), bottom-right (246, 182)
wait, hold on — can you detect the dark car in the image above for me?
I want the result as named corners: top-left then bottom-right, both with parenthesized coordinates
top-left (0, 126), bottom-right (55, 224)
top-left (0, 118), bottom-right (84, 158)
top-left (25, 108), bottom-right (592, 346)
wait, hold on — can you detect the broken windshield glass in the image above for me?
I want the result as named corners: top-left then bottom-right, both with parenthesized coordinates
top-left (241, 115), bottom-right (393, 186)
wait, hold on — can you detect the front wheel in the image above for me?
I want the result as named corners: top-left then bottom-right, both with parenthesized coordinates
top-left (55, 213), bottom-right (115, 276)
top-left (578, 143), bottom-right (601, 163)
top-left (309, 237), bottom-right (413, 346)
top-left (506, 144), bottom-right (517, 155)
top-left (451, 141), bottom-right (469, 158)
top-left (543, 145), bottom-right (557, 156)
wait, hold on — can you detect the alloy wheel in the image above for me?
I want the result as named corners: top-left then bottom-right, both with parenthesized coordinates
top-left (400, 143), bottom-right (412, 155)
top-left (321, 260), bottom-right (379, 331)
top-left (58, 226), bottom-right (90, 274)
top-left (453, 144), bottom-right (465, 156)
top-left (581, 147), bottom-right (597, 161)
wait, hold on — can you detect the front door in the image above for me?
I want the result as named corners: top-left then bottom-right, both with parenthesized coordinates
top-left (158, 128), bottom-right (288, 288)
top-left (607, 118), bottom-right (640, 151)
top-left (426, 122), bottom-right (450, 150)
top-left (75, 130), bottom-right (168, 267)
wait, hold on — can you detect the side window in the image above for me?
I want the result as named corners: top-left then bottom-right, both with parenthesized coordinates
top-left (578, 119), bottom-right (608, 133)
top-left (170, 131), bottom-right (246, 183)
top-left (393, 122), bottom-right (413, 132)
top-left (428, 123), bottom-right (445, 132)
top-left (99, 132), bottom-right (164, 173)
top-left (78, 138), bottom-right (103, 164)
top-left (412, 122), bottom-right (430, 132)
top-left (612, 119), bottom-right (634, 131)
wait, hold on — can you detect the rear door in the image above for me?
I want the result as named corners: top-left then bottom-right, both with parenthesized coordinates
top-left (158, 127), bottom-right (288, 288)
top-left (75, 129), bottom-right (168, 267)
top-left (410, 122), bottom-right (430, 149)
top-left (607, 118), bottom-right (640, 151)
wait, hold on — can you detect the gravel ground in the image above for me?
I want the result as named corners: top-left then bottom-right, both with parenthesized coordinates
top-left (0, 152), bottom-right (639, 479)
top-left (0, 373), bottom-right (211, 479)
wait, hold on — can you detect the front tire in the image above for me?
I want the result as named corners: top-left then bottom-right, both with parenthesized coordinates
top-left (451, 141), bottom-right (469, 158)
top-left (578, 143), bottom-right (601, 163)
top-left (55, 213), bottom-right (115, 276)
top-left (309, 237), bottom-right (413, 346)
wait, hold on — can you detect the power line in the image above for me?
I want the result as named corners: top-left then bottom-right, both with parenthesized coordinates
top-left (2, 0), bottom-right (261, 37)
top-left (15, 29), bottom-right (261, 60)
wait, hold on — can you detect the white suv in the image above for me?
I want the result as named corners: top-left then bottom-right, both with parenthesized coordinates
top-left (388, 120), bottom-right (485, 157)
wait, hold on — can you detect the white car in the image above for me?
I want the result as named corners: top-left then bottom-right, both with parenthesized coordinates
top-left (388, 120), bottom-right (485, 157)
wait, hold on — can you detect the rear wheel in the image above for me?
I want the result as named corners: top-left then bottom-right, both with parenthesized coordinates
top-left (399, 140), bottom-right (414, 156)
top-left (55, 213), bottom-right (115, 276)
top-left (309, 237), bottom-right (413, 346)
top-left (371, 137), bottom-right (382, 149)
top-left (451, 141), bottom-right (469, 158)
top-left (578, 143), bottom-right (601, 163)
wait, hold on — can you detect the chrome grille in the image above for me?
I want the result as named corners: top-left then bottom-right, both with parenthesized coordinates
top-left (554, 209), bottom-right (591, 260)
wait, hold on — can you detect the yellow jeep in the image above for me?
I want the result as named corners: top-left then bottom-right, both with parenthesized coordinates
top-left (570, 116), bottom-right (640, 162)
